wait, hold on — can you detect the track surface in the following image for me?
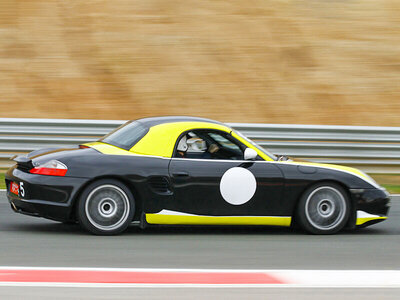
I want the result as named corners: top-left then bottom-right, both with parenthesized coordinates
top-left (1, 191), bottom-right (399, 270)
top-left (0, 287), bottom-right (400, 300)
top-left (0, 191), bottom-right (399, 298)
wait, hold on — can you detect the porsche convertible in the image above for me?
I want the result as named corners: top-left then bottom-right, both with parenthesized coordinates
top-left (5, 116), bottom-right (390, 235)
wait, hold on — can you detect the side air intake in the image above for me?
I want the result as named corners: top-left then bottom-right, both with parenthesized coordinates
top-left (148, 176), bottom-right (171, 194)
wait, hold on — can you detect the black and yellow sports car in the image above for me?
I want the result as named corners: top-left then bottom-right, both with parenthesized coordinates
top-left (5, 116), bottom-right (390, 235)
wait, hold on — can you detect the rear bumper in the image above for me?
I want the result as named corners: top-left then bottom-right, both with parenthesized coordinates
top-left (5, 166), bottom-right (89, 222)
top-left (8, 197), bottom-right (71, 221)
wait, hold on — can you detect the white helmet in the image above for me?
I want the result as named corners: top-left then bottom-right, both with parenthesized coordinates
top-left (177, 135), bottom-right (188, 152)
top-left (187, 138), bottom-right (207, 152)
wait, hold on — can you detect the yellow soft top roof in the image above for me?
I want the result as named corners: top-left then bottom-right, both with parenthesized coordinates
top-left (131, 121), bottom-right (231, 157)
top-left (84, 120), bottom-right (274, 160)
top-left (85, 121), bottom-right (230, 158)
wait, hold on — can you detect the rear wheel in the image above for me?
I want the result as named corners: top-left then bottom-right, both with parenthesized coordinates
top-left (77, 179), bottom-right (135, 235)
top-left (296, 183), bottom-right (350, 234)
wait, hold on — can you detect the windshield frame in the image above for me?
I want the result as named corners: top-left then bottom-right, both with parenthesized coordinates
top-left (232, 130), bottom-right (278, 161)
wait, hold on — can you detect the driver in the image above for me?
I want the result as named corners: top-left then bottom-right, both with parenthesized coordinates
top-left (201, 143), bottom-right (220, 159)
top-left (208, 143), bottom-right (219, 155)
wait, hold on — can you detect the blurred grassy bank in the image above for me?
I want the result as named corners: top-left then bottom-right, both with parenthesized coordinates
top-left (0, 1), bottom-right (400, 124)
top-left (370, 174), bottom-right (400, 194)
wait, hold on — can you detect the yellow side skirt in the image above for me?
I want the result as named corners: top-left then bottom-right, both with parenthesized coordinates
top-left (146, 213), bottom-right (292, 227)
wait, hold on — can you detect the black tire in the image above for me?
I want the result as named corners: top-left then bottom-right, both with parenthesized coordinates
top-left (77, 179), bottom-right (135, 235)
top-left (296, 182), bottom-right (350, 235)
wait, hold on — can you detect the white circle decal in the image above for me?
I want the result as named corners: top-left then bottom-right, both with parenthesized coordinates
top-left (220, 167), bottom-right (257, 205)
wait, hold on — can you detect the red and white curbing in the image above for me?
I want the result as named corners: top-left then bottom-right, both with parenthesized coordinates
top-left (0, 267), bottom-right (399, 288)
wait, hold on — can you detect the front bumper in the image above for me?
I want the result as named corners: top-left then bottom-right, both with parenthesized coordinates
top-left (350, 188), bottom-right (390, 228)
top-left (5, 166), bottom-right (89, 222)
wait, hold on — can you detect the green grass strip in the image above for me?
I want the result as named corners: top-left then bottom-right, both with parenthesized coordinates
top-left (381, 184), bottom-right (400, 195)
top-left (0, 173), bottom-right (5, 189)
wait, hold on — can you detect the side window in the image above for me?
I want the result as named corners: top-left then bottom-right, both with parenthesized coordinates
top-left (174, 130), bottom-right (245, 160)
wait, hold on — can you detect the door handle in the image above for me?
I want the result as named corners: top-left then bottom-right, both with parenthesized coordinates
top-left (172, 172), bottom-right (189, 177)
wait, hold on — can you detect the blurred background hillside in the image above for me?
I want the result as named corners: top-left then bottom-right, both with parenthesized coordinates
top-left (0, 0), bottom-right (399, 125)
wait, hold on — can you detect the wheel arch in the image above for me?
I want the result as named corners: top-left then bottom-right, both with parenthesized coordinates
top-left (69, 175), bottom-right (143, 222)
top-left (291, 179), bottom-right (356, 229)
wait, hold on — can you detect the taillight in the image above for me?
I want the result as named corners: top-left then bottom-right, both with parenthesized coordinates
top-left (30, 160), bottom-right (68, 176)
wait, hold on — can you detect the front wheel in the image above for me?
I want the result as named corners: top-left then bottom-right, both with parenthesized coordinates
top-left (296, 183), bottom-right (350, 234)
top-left (77, 179), bottom-right (135, 235)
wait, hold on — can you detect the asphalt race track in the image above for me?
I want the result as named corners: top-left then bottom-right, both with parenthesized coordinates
top-left (0, 191), bottom-right (399, 299)
top-left (1, 191), bottom-right (399, 270)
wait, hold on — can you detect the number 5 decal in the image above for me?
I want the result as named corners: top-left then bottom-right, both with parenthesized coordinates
top-left (20, 182), bottom-right (25, 198)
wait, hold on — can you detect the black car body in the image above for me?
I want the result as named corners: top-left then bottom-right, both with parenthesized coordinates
top-left (5, 116), bottom-right (390, 235)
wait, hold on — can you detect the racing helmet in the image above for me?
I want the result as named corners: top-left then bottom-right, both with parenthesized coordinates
top-left (187, 138), bottom-right (207, 152)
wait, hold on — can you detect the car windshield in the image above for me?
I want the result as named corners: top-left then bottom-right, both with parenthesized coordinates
top-left (233, 130), bottom-right (277, 161)
top-left (100, 121), bottom-right (148, 150)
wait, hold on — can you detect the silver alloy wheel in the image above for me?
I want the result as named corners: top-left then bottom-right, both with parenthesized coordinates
top-left (85, 184), bottom-right (130, 231)
top-left (304, 186), bottom-right (347, 231)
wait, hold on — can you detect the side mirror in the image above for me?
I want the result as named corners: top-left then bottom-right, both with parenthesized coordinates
top-left (244, 148), bottom-right (258, 161)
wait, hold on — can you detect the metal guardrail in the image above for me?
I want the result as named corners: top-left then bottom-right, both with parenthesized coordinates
top-left (1, 118), bottom-right (400, 173)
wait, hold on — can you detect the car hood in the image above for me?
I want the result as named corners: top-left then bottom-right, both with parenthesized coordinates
top-left (280, 160), bottom-right (381, 189)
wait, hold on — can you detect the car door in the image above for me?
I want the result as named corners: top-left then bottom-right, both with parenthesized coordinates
top-left (167, 130), bottom-right (285, 218)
